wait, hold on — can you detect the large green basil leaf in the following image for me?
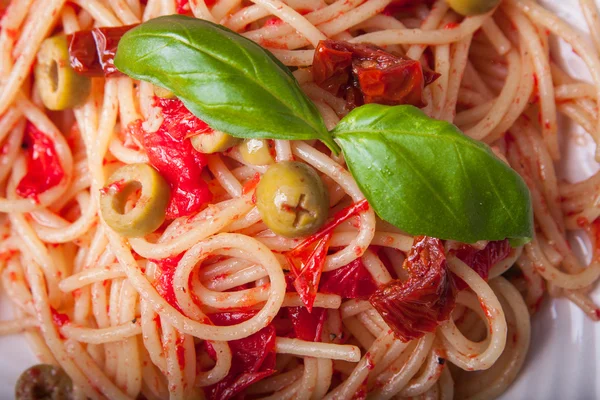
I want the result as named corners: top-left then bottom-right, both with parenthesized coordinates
top-left (114, 15), bottom-right (337, 151)
top-left (332, 104), bottom-right (533, 244)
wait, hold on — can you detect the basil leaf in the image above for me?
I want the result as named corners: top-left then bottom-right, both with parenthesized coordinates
top-left (114, 15), bottom-right (337, 152)
top-left (332, 104), bottom-right (533, 244)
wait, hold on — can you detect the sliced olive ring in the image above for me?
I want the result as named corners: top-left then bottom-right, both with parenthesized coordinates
top-left (100, 163), bottom-right (170, 237)
top-left (15, 364), bottom-right (73, 400)
top-left (446, 0), bottom-right (499, 16)
top-left (256, 161), bottom-right (329, 238)
top-left (34, 35), bottom-right (91, 111)
top-left (238, 139), bottom-right (275, 165)
top-left (191, 130), bottom-right (241, 154)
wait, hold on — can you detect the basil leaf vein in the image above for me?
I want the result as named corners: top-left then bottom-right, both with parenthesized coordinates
top-left (332, 104), bottom-right (533, 243)
top-left (114, 15), bottom-right (337, 152)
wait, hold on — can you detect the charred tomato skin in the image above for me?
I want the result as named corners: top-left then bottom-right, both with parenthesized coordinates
top-left (369, 236), bottom-right (456, 342)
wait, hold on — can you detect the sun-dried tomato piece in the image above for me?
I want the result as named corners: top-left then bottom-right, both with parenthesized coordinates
top-left (313, 40), bottom-right (439, 109)
top-left (320, 258), bottom-right (378, 299)
top-left (137, 97), bottom-right (213, 219)
top-left (68, 25), bottom-right (137, 77)
top-left (453, 240), bottom-right (511, 290)
top-left (206, 311), bottom-right (276, 400)
top-left (292, 199), bottom-right (369, 251)
top-left (284, 200), bottom-right (370, 310)
top-left (286, 233), bottom-right (331, 312)
top-left (287, 306), bottom-right (327, 342)
top-left (369, 236), bottom-right (456, 342)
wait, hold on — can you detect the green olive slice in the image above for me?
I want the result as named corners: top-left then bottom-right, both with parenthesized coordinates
top-left (190, 130), bottom-right (241, 154)
top-left (15, 364), bottom-right (73, 400)
top-left (34, 35), bottom-right (91, 111)
top-left (256, 161), bottom-right (329, 238)
top-left (239, 139), bottom-right (275, 165)
top-left (446, 0), bottom-right (499, 16)
top-left (100, 163), bottom-right (170, 237)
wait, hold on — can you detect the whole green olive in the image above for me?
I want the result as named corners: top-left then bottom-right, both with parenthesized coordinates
top-left (153, 85), bottom-right (175, 99)
top-left (256, 161), bottom-right (329, 238)
top-left (100, 163), bottom-right (170, 237)
top-left (238, 139), bottom-right (275, 165)
top-left (191, 130), bottom-right (241, 154)
top-left (15, 364), bottom-right (73, 400)
top-left (446, 0), bottom-right (500, 16)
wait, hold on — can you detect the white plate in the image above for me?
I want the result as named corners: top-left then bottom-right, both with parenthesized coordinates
top-left (1, 1), bottom-right (599, 399)
top-left (499, 1), bottom-right (600, 399)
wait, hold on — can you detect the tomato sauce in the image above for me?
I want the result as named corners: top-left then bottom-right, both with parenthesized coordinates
top-left (176, 0), bottom-right (189, 13)
top-left (153, 254), bottom-right (185, 314)
top-left (175, 335), bottom-right (186, 369)
top-left (50, 308), bottom-right (70, 327)
top-left (50, 307), bottom-right (70, 339)
top-left (588, 218), bottom-right (600, 262)
top-left (99, 179), bottom-right (125, 196)
top-left (16, 123), bottom-right (64, 201)
top-left (242, 173), bottom-right (261, 195)
top-left (382, 0), bottom-right (434, 15)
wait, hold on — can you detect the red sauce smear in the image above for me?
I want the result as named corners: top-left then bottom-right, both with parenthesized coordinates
top-left (50, 308), bottom-right (70, 327)
top-left (176, 0), bottom-right (189, 13)
top-left (242, 173), bottom-right (261, 195)
top-left (591, 218), bottom-right (600, 261)
top-left (134, 97), bottom-right (213, 219)
top-left (99, 179), bottom-right (125, 196)
top-left (177, 0), bottom-right (216, 13)
top-left (285, 199), bottom-right (370, 310)
top-left (205, 311), bottom-right (276, 400)
top-left (353, 378), bottom-right (368, 400)
top-left (152, 254), bottom-right (185, 314)
top-left (16, 123), bottom-right (64, 201)
top-left (313, 40), bottom-right (439, 109)
top-left (0, 2), bottom-right (8, 24)
top-left (369, 236), bottom-right (456, 342)
top-left (175, 334), bottom-right (186, 369)
top-left (264, 17), bottom-right (283, 27)
top-left (383, 0), bottom-right (434, 15)
top-left (68, 24), bottom-right (137, 77)
top-left (50, 307), bottom-right (70, 339)
top-left (453, 240), bottom-right (511, 290)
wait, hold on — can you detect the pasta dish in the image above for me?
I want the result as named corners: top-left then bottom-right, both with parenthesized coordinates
top-left (0, 0), bottom-right (599, 399)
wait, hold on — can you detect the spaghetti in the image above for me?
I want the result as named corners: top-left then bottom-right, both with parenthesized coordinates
top-left (0, 0), bottom-right (599, 399)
